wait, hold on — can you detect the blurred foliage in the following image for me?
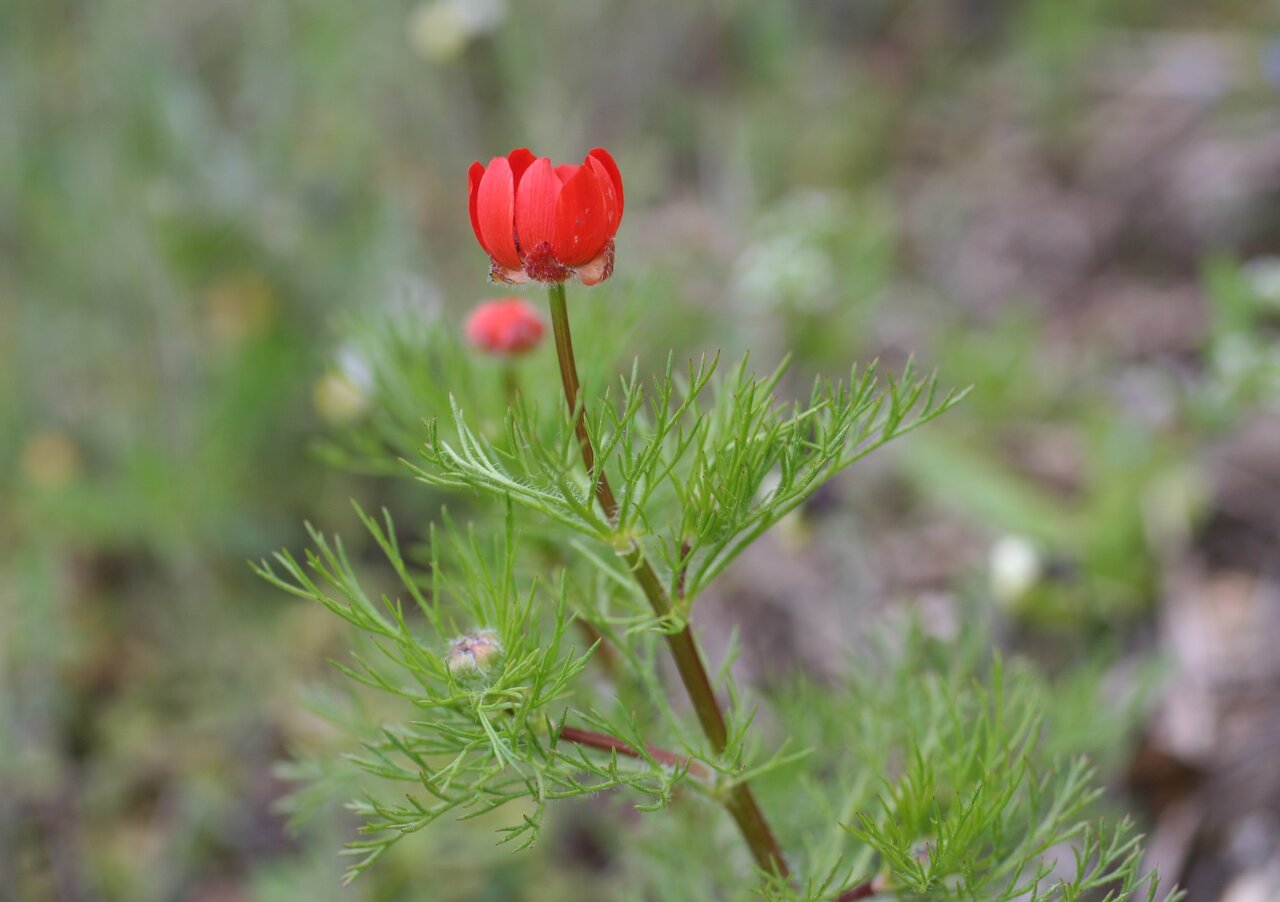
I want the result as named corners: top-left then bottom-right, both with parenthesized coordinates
top-left (1, 0), bottom-right (1275, 898)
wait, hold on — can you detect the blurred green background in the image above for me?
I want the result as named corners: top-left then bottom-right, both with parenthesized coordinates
top-left (3, 1), bottom-right (1279, 899)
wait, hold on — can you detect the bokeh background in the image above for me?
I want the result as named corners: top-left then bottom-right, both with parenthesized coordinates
top-left (3, 1), bottom-right (1279, 899)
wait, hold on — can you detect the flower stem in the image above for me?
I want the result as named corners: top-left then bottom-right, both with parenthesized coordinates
top-left (501, 365), bottom-right (519, 407)
top-left (546, 282), bottom-right (617, 516)
top-left (546, 283), bottom-right (790, 881)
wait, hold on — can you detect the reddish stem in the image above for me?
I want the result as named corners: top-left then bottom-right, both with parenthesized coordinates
top-left (558, 725), bottom-right (709, 779)
top-left (575, 619), bottom-right (621, 682)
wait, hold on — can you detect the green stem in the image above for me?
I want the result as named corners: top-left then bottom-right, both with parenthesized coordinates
top-left (501, 365), bottom-right (519, 407)
top-left (546, 282), bottom-right (790, 881)
top-left (547, 282), bottom-right (616, 515)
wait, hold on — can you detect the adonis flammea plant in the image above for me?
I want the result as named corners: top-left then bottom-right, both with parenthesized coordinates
top-left (258, 147), bottom-right (1177, 901)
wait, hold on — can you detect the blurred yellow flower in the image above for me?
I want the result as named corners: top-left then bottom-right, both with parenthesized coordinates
top-left (407, 0), bottom-right (506, 62)
top-left (313, 370), bottom-right (368, 424)
top-left (20, 430), bottom-right (82, 488)
top-left (204, 272), bottom-right (276, 347)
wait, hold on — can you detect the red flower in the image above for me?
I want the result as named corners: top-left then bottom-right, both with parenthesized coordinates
top-left (464, 297), bottom-right (545, 356)
top-left (468, 148), bottom-right (624, 286)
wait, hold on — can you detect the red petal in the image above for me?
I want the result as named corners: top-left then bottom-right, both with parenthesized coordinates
top-left (475, 156), bottom-right (521, 271)
top-left (553, 165), bottom-right (610, 266)
top-left (587, 149), bottom-right (624, 222)
top-left (554, 164), bottom-right (580, 183)
top-left (514, 158), bottom-right (560, 255)
top-left (468, 161), bottom-right (487, 251)
top-left (586, 156), bottom-right (622, 236)
top-left (507, 148), bottom-right (535, 184)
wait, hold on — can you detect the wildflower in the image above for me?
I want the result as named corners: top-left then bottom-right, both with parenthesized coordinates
top-left (445, 629), bottom-right (502, 677)
top-left (407, 0), bottom-right (506, 62)
top-left (465, 298), bottom-right (545, 356)
top-left (1243, 256), bottom-right (1280, 307)
top-left (468, 148), bottom-right (624, 286)
top-left (313, 371), bottom-right (368, 424)
top-left (989, 535), bottom-right (1042, 606)
top-left (313, 345), bottom-right (373, 424)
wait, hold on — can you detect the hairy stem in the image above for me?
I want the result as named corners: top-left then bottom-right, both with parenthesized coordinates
top-left (546, 282), bottom-right (790, 880)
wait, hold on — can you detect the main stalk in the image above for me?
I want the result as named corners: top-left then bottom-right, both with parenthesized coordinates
top-left (546, 283), bottom-right (789, 880)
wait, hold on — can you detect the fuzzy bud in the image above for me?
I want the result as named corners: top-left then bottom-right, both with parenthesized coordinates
top-left (445, 629), bottom-right (502, 678)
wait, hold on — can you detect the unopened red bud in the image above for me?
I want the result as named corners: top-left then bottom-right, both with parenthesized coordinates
top-left (464, 298), bottom-right (544, 356)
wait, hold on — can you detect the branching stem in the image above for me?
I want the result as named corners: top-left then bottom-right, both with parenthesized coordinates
top-left (546, 282), bottom-right (790, 881)
top-left (558, 725), bottom-right (709, 778)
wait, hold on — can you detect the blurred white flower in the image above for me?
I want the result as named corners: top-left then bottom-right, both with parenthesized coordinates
top-left (734, 235), bottom-right (836, 313)
top-left (733, 190), bottom-right (842, 314)
top-left (313, 339), bottom-right (378, 426)
top-left (335, 344), bottom-right (375, 395)
top-left (1243, 256), bottom-right (1280, 308)
top-left (408, 0), bottom-right (506, 62)
top-left (382, 271), bottom-right (444, 324)
top-left (1215, 333), bottom-right (1270, 383)
top-left (989, 534), bottom-right (1042, 606)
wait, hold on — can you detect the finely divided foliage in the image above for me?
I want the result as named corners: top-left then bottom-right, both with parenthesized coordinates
top-left (413, 354), bottom-right (967, 610)
top-left (263, 305), bottom-right (1175, 899)
top-left (840, 663), bottom-right (1167, 902)
top-left (255, 507), bottom-right (686, 879)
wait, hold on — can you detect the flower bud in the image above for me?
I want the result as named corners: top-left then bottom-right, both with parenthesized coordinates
top-left (464, 298), bottom-right (545, 356)
top-left (445, 629), bottom-right (502, 678)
